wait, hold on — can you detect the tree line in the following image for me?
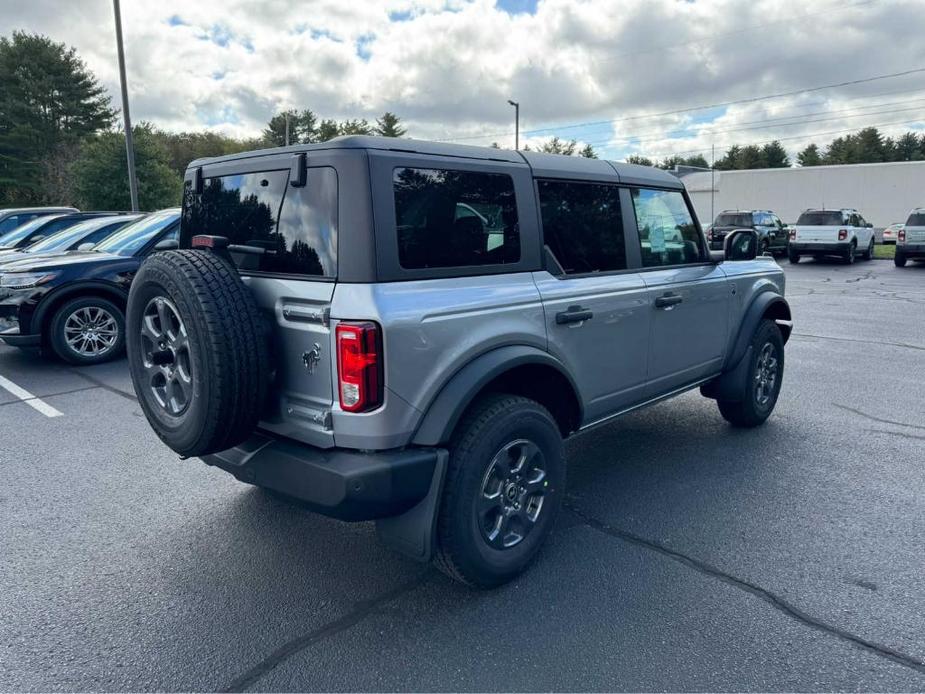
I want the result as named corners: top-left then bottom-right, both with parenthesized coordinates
top-left (626, 127), bottom-right (925, 170)
top-left (0, 32), bottom-right (410, 211)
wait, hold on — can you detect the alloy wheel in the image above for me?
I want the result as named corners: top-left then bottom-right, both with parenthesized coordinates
top-left (478, 439), bottom-right (548, 549)
top-left (63, 306), bottom-right (119, 357)
top-left (754, 342), bottom-right (779, 407)
top-left (140, 297), bottom-right (193, 416)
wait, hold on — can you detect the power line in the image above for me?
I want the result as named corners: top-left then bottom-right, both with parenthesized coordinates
top-left (438, 67), bottom-right (925, 143)
top-left (579, 98), bottom-right (925, 149)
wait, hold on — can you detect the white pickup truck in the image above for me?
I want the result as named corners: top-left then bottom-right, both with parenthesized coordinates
top-left (788, 208), bottom-right (875, 264)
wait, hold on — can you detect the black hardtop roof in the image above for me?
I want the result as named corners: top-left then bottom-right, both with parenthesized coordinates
top-left (188, 135), bottom-right (682, 189)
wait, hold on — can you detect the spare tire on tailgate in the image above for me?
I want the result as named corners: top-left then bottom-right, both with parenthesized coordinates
top-left (126, 249), bottom-right (269, 457)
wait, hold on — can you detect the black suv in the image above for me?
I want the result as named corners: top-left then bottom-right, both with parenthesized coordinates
top-left (709, 210), bottom-right (789, 256)
top-left (0, 209), bottom-right (179, 364)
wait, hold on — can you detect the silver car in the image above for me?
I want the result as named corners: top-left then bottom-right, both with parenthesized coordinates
top-left (126, 136), bottom-right (792, 587)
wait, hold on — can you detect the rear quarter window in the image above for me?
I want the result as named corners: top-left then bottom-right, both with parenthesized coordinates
top-left (393, 167), bottom-right (520, 269)
top-left (181, 167), bottom-right (338, 278)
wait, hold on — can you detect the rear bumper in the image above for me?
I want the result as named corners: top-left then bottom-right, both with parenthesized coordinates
top-left (790, 242), bottom-right (850, 254)
top-left (898, 243), bottom-right (925, 257)
top-left (0, 330), bottom-right (40, 347)
top-left (201, 432), bottom-right (444, 521)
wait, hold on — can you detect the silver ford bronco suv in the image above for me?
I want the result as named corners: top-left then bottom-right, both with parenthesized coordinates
top-left (126, 136), bottom-right (792, 587)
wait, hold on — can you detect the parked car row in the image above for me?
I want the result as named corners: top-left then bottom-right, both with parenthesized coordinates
top-left (0, 207), bottom-right (180, 364)
top-left (708, 206), bottom-right (925, 267)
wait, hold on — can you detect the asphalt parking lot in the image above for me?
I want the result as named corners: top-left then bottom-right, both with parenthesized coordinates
top-left (1, 260), bottom-right (924, 691)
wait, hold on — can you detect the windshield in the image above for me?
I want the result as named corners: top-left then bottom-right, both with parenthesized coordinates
top-left (25, 217), bottom-right (123, 253)
top-left (0, 215), bottom-right (59, 248)
top-left (714, 213), bottom-right (752, 227)
top-left (797, 211), bottom-right (843, 226)
top-left (905, 213), bottom-right (925, 226)
top-left (95, 210), bottom-right (179, 256)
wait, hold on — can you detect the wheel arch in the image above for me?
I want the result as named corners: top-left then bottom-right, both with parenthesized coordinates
top-left (35, 282), bottom-right (128, 343)
top-left (726, 291), bottom-right (791, 371)
top-left (411, 345), bottom-right (583, 446)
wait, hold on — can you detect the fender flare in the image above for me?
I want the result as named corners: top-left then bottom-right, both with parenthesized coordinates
top-left (32, 281), bottom-right (128, 333)
top-left (725, 290), bottom-right (791, 371)
top-left (411, 345), bottom-right (582, 447)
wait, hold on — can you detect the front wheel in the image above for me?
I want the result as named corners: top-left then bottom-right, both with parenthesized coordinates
top-left (862, 237), bottom-right (874, 260)
top-left (49, 297), bottom-right (125, 365)
top-left (716, 319), bottom-right (785, 428)
top-left (435, 394), bottom-right (565, 587)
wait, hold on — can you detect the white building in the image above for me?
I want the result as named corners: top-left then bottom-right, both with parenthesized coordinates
top-left (682, 160), bottom-right (925, 229)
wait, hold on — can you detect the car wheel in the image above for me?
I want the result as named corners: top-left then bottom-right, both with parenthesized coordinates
top-left (760, 239), bottom-right (770, 256)
top-left (717, 319), bottom-right (785, 428)
top-left (788, 250), bottom-right (800, 264)
top-left (845, 242), bottom-right (856, 264)
top-left (894, 252), bottom-right (907, 267)
top-left (435, 393), bottom-right (565, 588)
top-left (49, 297), bottom-right (125, 365)
top-left (126, 249), bottom-right (269, 458)
top-left (863, 237), bottom-right (874, 260)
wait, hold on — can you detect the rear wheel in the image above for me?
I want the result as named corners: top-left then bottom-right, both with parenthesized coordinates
top-left (760, 239), bottom-right (770, 256)
top-left (844, 241), bottom-right (857, 264)
top-left (895, 251), bottom-right (907, 267)
top-left (788, 250), bottom-right (800, 264)
top-left (49, 297), bottom-right (125, 365)
top-left (435, 394), bottom-right (565, 587)
top-left (716, 319), bottom-right (784, 428)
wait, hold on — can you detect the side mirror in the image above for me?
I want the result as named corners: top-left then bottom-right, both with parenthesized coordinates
top-left (866, 223), bottom-right (874, 228)
top-left (725, 228), bottom-right (759, 261)
top-left (31, 235), bottom-right (45, 243)
top-left (153, 239), bottom-right (179, 252)
top-left (76, 242), bottom-right (95, 251)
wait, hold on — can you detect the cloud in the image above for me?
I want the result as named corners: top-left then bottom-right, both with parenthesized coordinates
top-left (2, 0), bottom-right (923, 157)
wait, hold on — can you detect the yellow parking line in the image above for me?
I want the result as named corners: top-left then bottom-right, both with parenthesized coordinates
top-left (0, 373), bottom-right (64, 418)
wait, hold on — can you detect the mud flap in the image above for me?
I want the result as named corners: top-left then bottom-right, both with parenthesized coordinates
top-left (700, 345), bottom-right (753, 402)
top-left (376, 449), bottom-right (448, 562)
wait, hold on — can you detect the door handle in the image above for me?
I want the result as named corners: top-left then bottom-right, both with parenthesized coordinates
top-left (655, 293), bottom-right (683, 309)
top-left (556, 305), bottom-right (593, 324)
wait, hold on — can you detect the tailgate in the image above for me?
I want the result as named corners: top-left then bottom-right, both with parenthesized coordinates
top-left (244, 276), bottom-right (337, 448)
top-left (796, 225), bottom-right (840, 242)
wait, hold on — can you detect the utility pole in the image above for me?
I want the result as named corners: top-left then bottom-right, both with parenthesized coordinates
top-left (507, 100), bottom-right (520, 150)
top-left (112, 0), bottom-right (139, 212)
top-left (285, 112), bottom-right (290, 147)
top-left (711, 143), bottom-right (715, 225)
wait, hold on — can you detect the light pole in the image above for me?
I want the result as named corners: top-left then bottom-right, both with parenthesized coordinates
top-left (507, 100), bottom-right (519, 150)
top-left (112, 0), bottom-right (139, 212)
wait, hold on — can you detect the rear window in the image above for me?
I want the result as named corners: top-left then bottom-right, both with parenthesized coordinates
top-left (797, 211), bottom-right (843, 226)
top-left (393, 167), bottom-right (520, 269)
top-left (538, 180), bottom-right (626, 274)
top-left (714, 213), bottom-right (753, 227)
top-left (181, 167), bottom-right (338, 278)
top-left (905, 213), bottom-right (925, 226)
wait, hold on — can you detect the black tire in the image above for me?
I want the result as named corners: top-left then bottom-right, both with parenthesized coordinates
top-left (844, 242), bottom-right (856, 264)
top-left (49, 296), bottom-right (126, 365)
top-left (434, 394), bottom-right (565, 587)
top-left (862, 237), bottom-right (874, 260)
top-left (894, 252), bottom-right (907, 267)
top-left (788, 250), bottom-right (800, 264)
top-left (126, 250), bottom-right (269, 457)
top-left (760, 239), bottom-right (770, 256)
top-left (716, 319), bottom-right (785, 428)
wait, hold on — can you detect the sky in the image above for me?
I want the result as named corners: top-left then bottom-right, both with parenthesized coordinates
top-left (2, 0), bottom-right (924, 163)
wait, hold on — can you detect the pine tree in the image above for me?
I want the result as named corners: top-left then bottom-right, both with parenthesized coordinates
top-left (761, 141), bottom-right (789, 168)
top-left (376, 112), bottom-right (406, 138)
top-left (797, 143), bottom-right (822, 167)
top-left (626, 155), bottom-right (654, 166)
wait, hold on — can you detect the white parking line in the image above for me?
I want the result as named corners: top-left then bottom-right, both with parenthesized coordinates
top-left (0, 373), bottom-right (63, 418)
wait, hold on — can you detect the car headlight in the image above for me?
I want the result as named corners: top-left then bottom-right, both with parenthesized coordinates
top-left (0, 272), bottom-right (58, 289)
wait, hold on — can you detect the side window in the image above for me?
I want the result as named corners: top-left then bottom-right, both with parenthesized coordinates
top-left (537, 180), bottom-right (626, 274)
top-left (85, 223), bottom-right (124, 245)
top-left (393, 167), bottom-right (520, 269)
top-left (182, 168), bottom-right (338, 277)
top-left (631, 188), bottom-right (704, 267)
top-left (0, 214), bottom-right (35, 234)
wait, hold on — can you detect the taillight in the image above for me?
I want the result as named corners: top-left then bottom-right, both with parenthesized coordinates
top-left (838, 229), bottom-right (848, 241)
top-left (336, 321), bottom-right (382, 413)
top-left (707, 229), bottom-right (713, 240)
top-left (789, 228), bottom-right (796, 240)
top-left (898, 229), bottom-right (906, 243)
